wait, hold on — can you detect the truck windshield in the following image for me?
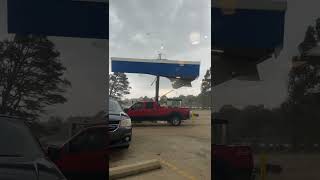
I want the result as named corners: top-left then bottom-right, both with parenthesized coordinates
top-left (109, 99), bottom-right (123, 114)
top-left (0, 117), bottom-right (44, 159)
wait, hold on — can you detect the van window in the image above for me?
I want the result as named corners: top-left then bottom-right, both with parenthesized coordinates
top-left (0, 117), bottom-right (44, 158)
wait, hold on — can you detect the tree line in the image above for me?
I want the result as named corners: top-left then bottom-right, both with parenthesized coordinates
top-left (214, 18), bottom-right (320, 150)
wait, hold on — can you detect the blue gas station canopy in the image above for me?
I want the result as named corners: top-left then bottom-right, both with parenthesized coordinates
top-left (7, 0), bottom-right (108, 39)
top-left (111, 57), bottom-right (200, 81)
top-left (212, 0), bottom-right (287, 50)
top-left (212, 0), bottom-right (287, 85)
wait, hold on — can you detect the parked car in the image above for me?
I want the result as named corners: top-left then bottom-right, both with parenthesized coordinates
top-left (47, 125), bottom-right (108, 180)
top-left (124, 101), bottom-right (191, 126)
top-left (0, 115), bottom-right (66, 180)
top-left (45, 99), bottom-right (131, 179)
top-left (109, 99), bottom-right (132, 148)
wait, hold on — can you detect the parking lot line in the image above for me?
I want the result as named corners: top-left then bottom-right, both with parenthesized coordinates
top-left (160, 159), bottom-right (198, 180)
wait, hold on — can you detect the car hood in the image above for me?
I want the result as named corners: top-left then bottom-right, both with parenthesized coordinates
top-left (0, 157), bottom-right (65, 180)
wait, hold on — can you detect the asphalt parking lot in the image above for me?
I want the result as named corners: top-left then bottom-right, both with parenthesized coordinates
top-left (109, 110), bottom-right (211, 180)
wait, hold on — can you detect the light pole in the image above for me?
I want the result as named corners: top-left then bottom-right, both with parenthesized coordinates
top-left (155, 53), bottom-right (162, 103)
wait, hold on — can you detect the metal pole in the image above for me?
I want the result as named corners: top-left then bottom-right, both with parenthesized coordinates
top-left (155, 53), bottom-right (161, 103)
top-left (155, 76), bottom-right (160, 103)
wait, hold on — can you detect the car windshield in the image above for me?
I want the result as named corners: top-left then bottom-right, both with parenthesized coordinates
top-left (109, 100), bottom-right (123, 114)
top-left (0, 117), bottom-right (44, 159)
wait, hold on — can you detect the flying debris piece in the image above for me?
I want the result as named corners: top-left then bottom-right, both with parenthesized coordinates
top-left (169, 78), bottom-right (192, 89)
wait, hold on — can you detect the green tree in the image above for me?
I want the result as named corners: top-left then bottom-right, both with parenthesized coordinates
top-left (0, 35), bottom-right (71, 120)
top-left (286, 18), bottom-right (320, 149)
top-left (316, 18), bottom-right (320, 40)
top-left (159, 95), bottom-right (167, 105)
top-left (201, 67), bottom-right (211, 93)
top-left (288, 18), bottom-right (320, 106)
top-left (109, 72), bottom-right (131, 100)
top-left (199, 67), bottom-right (211, 108)
top-left (298, 26), bottom-right (317, 56)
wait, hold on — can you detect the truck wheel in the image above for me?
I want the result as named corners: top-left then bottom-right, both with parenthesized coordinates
top-left (170, 116), bottom-right (181, 126)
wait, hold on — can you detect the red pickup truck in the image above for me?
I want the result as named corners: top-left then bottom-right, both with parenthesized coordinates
top-left (124, 101), bottom-right (191, 126)
top-left (213, 118), bottom-right (254, 180)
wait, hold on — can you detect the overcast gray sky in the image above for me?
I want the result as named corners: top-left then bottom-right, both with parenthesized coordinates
top-left (213, 0), bottom-right (320, 111)
top-left (109, 0), bottom-right (211, 99)
top-left (0, 0), bottom-right (107, 120)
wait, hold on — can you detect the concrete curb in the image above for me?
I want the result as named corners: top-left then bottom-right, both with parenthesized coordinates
top-left (109, 159), bottom-right (161, 179)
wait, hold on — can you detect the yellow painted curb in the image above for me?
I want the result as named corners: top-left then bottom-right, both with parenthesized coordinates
top-left (160, 159), bottom-right (198, 180)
